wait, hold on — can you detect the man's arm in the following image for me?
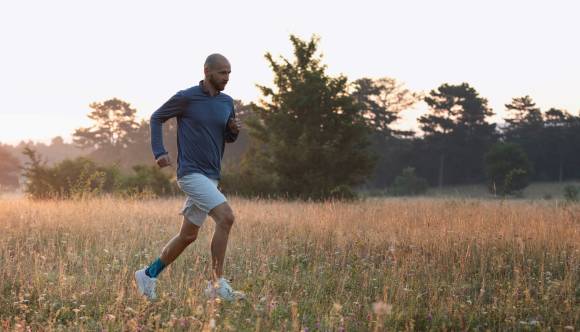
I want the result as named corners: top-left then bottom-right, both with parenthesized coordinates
top-left (224, 107), bottom-right (240, 143)
top-left (150, 91), bottom-right (188, 159)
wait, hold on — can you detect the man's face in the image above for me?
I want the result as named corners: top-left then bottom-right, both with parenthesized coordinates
top-left (206, 60), bottom-right (231, 91)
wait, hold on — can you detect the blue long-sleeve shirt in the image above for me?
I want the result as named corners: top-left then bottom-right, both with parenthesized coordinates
top-left (150, 82), bottom-right (238, 180)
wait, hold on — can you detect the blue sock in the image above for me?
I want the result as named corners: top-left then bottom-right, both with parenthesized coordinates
top-left (145, 258), bottom-right (166, 278)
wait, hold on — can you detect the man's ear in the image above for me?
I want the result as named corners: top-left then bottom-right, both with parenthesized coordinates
top-left (203, 65), bottom-right (209, 76)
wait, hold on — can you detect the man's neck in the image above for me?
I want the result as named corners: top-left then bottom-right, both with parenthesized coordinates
top-left (202, 79), bottom-right (219, 96)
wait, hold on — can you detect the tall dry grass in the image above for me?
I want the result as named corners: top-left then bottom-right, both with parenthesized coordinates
top-left (0, 197), bottom-right (579, 331)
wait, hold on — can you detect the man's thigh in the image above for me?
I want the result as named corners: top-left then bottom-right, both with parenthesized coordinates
top-left (179, 216), bottom-right (200, 237)
top-left (177, 173), bottom-right (226, 212)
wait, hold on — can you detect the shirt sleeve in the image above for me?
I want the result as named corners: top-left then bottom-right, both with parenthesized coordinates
top-left (224, 103), bottom-right (239, 143)
top-left (150, 91), bottom-right (189, 159)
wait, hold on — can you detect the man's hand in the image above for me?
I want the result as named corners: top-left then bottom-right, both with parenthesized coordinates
top-left (156, 154), bottom-right (172, 168)
top-left (228, 117), bottom-right (242, 134)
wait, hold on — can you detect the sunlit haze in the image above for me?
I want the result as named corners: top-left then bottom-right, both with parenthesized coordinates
top-left (0, 0), bottom-right (578, 144)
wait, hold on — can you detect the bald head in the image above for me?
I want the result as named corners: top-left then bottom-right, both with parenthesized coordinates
top-left (203, 53), bottom-right (231, 93)
top-left (204, 53), bottom-right (229, 70)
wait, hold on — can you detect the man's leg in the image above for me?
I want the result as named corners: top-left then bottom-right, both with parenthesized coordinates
top-left (144, 217), bottom-right (199, 278)
top-left (208, 202), bottom-right (235, 280)
top-left (160, 217), bottom-right (200, 265)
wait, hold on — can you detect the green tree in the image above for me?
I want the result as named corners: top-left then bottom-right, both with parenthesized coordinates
top-left (72, 98), bottom-right (163, 169)
top-left (418, 83), bottom-right (496, 187)
top-left (502, 95), bottom-right (545, 179)
top-left (484, 142), bottom-right (532, 196)
top-left (351, 78), bottom-right (421, 189)
top-left (543, 108), bottom-right (576, 182)
top-left (246, 35), bottom-right (375, 199)
top-left (73, 98), bottom-right (139, 150)
top-left (504, 95), bottom-right (542, 129)
top-left (352, 77), bottom-right (421, 137)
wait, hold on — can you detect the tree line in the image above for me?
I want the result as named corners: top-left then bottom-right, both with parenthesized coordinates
top-left (1, 35), bottom-right (578, 199)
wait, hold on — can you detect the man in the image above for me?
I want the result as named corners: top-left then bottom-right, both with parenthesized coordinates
top-left (135, 53), bottom-right (243, 301)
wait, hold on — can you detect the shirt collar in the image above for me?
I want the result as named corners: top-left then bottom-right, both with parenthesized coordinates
top-left (199, 80), bottom-right (220, 96)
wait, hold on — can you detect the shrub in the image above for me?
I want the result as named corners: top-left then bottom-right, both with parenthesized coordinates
top-left (22, 148), bottom-right (176, 199)
top-left (485, 143), bottom-right (532, 196)
top-left (118, 165), bottom-right (178, 197)
top-left (329, 185), bottom-right (358, 201)
top-left (563, 185), bottom-right (579, 202)
top-left (389, 167), bottom-right (429, 196)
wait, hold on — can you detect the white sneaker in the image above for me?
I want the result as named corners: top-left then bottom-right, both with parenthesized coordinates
top-left (135, 268), bottom-right (157, 300)
top-left (204, 278), bottom-right (245, 301)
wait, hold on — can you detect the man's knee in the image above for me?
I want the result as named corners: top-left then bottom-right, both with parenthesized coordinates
top-left (218, 212), bottom-right (235, 229)
top-left (210, 203), bottom-right (235, 230)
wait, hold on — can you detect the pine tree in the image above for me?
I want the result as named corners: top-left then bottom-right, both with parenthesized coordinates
top-left (419, 83), bottom-right (496, 186)
top-left (246, 35), bottom-right (375, 199)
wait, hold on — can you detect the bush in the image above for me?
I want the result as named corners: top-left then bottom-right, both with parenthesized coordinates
top-left (329, 185), bottom-right (358, 201)
top-left (219, 164), bottom-right (279, 198)
top-left (504, 168), bottom-right (529, 196)
top-left (22, 148), bottom-right (176, 199)
top-left (23, 148), bottom-right (117, 199)
top-left (563, 185), bottom-right (579, 202)
top-left (118, 165), bottom-right (178, 197)
top-left (389, 167), bottom-right (429, 196)
top-left (485, 143), bottom-right (532, 196)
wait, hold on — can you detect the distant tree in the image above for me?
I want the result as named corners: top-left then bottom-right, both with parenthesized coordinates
top-left (484, 142), bottom-right (532, 196)
top-left (504, 95), bottom-right (542, 129)
top-left (246, 35), bottom-right (375, 199)
top-left (51, 136), bottom-right (65, 146)
top-left (542, 108), bottom-right (577, 182)
top-left (0, 144), bottom-right (20, 188)
top-left (570, 111), bottom-right (580, 179)
top-left (501, 95), bottom-right (547, 177)
top-left (73, 98), bottom-right (139, 150)
top-left (6, 138), bottom-right (88, 166)
top-left (418, 83), bottom-right (496, 187)
top-left (502, 96), bottom-right (580, 182)
top-left (121, 119), bottom-right (154, 167)
top-left (351, 77), bottom-right (421, 189)
top-left (352, 77), bottom-right (421, 137)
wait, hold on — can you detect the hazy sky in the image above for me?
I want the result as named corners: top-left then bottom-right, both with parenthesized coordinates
top-left (1, 0), bottom-right (578, 144)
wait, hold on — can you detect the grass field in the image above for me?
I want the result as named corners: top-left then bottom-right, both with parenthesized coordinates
top-left (1, 197), bottom-right (579, 331)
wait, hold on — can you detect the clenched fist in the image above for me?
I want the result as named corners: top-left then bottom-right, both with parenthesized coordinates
top-left (156, 154), bottom-right (172, 168)
top-left (228, 117), bottom-right (242, 134)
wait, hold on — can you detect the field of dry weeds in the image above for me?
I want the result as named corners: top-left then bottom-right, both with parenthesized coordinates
top-left (1, 197), bottom-right (579, 331)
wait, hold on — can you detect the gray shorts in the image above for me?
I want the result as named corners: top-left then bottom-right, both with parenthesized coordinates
top-left (176, 173), bottom-right (227, 226)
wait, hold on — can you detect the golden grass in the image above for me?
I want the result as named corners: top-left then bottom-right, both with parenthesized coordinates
top-left (1, 197), bottom-right (579, 331)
